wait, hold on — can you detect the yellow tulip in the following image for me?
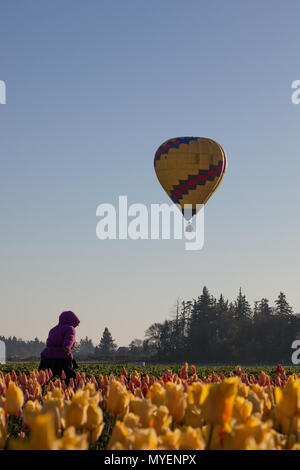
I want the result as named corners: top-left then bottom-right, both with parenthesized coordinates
top-left (130, 398), bottom-right (155, 428)
top-left (251, 384), bottom-right (272, 415)
top-left (10, 413), bottom-right (57, 450)
top-left (123, 412), bottom-right (140, 429)
top-left (133, 428), bottom-right (157, 450)
top-left (106, 381), bottom-right (130, 418)
top-left (71, 389), bottom-right (90, 408)
top-left (271, 428), bottom-right (286, 448)
top-left (229, 416), bottom-right (273, 450)
top-left (58, 426), bottom-right (88, 450)
top-left (275, 379), bottom-right (300, 418)
top-left (184, 403), bottom-right (202, 428)
top-left (187, 382), bottom-right (206, 407)
top-left (201, 378), bottom-right (238, 426)
top-left (72, 384), bottom-right (99, 407)
top-left (291, 442), bottom-right (300, 450)
top-left (244, 434), bottom-right (276, 450)
top-left (43, 392), bottom-right (67, 432)
top-left (109, 441), bottom-right (126, 450)
top-left (65, 401), bottom-right (87, 429)
top-left (89, 423), bottom-right (104, 445)
top-left (201, 424), bottom-right (230, 450)
top-left (158, 428), bottom-right (181, 450)
top-left (178, 426), bottom-right (205, 450)
top-left (85, 404), bottom-right (103, 430)
top-left (147, 382), bottom-right (166, 406)
top-left (237, 382), bottom-right (249, 398)
top-left (0, 396), bottom-right (6, 410)
top-left (42, 401), bottom-right (64, 434)
top-left (23, 400), bottom-right (42, 428)
top-left (164, 382), bottom-right (187, 424)
top-left (276, 412), bottom-right (300, 435)
top-left (107, 421), bottom-right (133, 450)
top-left (50, 388), bottom-right (64, 399)
top-left (233, 396), bottom-right (253, 424)
top-left (247, 389), bottom-right (263, 415)
top-left (0, 408), bottom-right (7, 450)
top-left (5, 382), bottom-right (24, 416)
top-left (152, 406), bottom-right (172, 435)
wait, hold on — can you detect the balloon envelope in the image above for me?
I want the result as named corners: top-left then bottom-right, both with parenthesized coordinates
top-left (154, 137), bottom-right (227, 218)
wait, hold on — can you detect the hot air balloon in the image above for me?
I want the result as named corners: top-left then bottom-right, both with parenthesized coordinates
top-left (154, 137), bottom-right (227, 221)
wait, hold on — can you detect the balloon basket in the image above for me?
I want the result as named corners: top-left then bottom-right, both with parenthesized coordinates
top-left (185, 222), bottom-right (193, 233)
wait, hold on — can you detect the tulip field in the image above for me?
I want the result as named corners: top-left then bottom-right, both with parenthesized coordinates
top-left (1, 363), bottom-right (300, 450)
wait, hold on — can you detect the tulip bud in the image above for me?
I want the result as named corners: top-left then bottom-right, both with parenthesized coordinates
top-left (65, 402), bottom-right (87, 429)
top-left (85, 404), bottom-right (103, 430)
top-left (5, 382), bottom-right (24, 415)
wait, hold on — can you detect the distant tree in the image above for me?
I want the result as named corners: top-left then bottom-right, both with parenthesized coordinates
top-left (142, 285), bottom-right (300, 364)
top-left (253, 301), bottom-right (259, 317)
top-left (97, 328), bottom-right (117, 355)
top-left (216, 294), bottom-right (228, 315)
top-left (257, 298), bottom-right (272, 316)
top-left (129, 339), bottom-right (143, 356)
top-left (74, 337), bottom-right (95, 355)
top-left (275, 292), bottom-right (293, 315)
top-left (144, 321), bottom-right (174, 359)
top-left (215, 294), bottom-right (231, 342)
top-left (186, 287), bottom-right (216, 361)
top-left (144, 323), bottom-right (164, 355)
top-left (233, 288), bottom-right (252, 319)
top-left (0, 335), bottom-right (45, 359)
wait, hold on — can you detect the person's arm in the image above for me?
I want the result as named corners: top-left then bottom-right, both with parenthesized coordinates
top-left (62, 326), bottom-right (75, 355)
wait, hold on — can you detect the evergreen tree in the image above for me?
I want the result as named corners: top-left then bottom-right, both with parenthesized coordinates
top-left (275, 292), bottom-right (293, 315)
top-left (215, 294), bottom-right (230, 341)
top-left (97, 328), bottom-right (117, 355)
top-left (186, 287), bottom-right (216, 361)
top-left (258, 298), bottom-right (272, 316)
top-left (199, 286), bottom-right (213, 312)
top-left (234, 288), bottom-right (252, 319)
top-left (217, 294), bottom-right (228, 314)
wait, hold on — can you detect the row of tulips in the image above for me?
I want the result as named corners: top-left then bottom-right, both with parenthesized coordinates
top-left (0, 364), bottom-right (300, 450)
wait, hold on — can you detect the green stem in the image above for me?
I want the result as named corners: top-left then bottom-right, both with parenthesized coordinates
top-left (205, 424), bottom-right (214, 450)
top-left (285, 417), bottom-right (294, 450)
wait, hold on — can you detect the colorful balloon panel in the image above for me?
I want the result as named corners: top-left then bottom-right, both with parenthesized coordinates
top-left (154, 137), bottom-right (227, 215)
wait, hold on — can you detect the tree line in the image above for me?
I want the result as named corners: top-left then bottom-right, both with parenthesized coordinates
top-left (143, 288), bottom-right (300, 364)
top-left (1, 288), bottom-right (300, 364)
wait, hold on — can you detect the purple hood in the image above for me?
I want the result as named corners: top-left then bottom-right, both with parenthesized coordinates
top-left (41, 311), bottom-right (80, 360)
top-left (58, 310), bottom-right (80, 327)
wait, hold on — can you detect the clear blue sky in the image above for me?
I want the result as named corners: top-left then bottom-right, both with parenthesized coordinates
top-left (1, 1), bottom-right (300, 346)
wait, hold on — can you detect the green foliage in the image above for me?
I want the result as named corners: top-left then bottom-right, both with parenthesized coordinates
top-left (1, 362), bottom-right (300, 379)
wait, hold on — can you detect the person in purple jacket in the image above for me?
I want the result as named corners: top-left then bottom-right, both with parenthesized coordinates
top-left (39, 310), bottom-right (80, 384)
